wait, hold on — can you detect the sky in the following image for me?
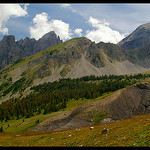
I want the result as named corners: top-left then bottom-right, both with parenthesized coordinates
top-left (0, 3), bottom-right (150, 44)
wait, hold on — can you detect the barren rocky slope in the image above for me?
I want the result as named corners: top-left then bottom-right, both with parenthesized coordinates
top-left (29, 82), bottom-right (150, 131)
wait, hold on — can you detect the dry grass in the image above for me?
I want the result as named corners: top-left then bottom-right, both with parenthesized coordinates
top-left (0, 113), bottom-right (150, 147)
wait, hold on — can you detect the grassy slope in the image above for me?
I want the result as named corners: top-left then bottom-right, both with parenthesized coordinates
top-left (0, 90), bottom-right (150, 147)
top-left (0, 113), bottom-right (150, 147)
top-left (0, 91), bottom-right (113, 132)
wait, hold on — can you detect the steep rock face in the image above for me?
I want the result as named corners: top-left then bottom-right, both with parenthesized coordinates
top-left (101, 83), bottom-right (150, 121)
top-left (30, 37), bottom-right (139, 83)
top-left (118, 22), bottom-right (150, 50)
top-left (0, 35), bottom-right (22, 69)
top-left (16, 37), bottom-right (37, 57)
top-left (97, 42), bottom-right (127, 62)
top-left (0, 31), bottom-right (62, 69)
top-left (32, 38), bottom-right (92, 80)
top-left (37, 31), bottom-right (62, 51)
top-left (85, 42), bottom-right (105, 68)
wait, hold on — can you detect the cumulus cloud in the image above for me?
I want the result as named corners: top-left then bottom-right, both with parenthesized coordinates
top-left (0, 4), bottom-right (27, 35)
top-left (74, 28), bottom-right (82, 36)
top-left (85, 16), bottom-right (126, 44)
top-left (29, 12), bottom-right (72, 41)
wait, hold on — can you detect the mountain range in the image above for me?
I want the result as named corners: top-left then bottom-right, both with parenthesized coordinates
top-left (1, 22), bottom-right (150, 104)
top-left (0, 31), bottom-right (62, 69)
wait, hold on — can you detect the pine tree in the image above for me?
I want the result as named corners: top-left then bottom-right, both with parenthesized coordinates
top-left (0, 126), bottom-right (3, 132)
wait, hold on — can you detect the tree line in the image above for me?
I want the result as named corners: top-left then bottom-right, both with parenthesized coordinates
top-left (0, 73), bottom-right (150, 122)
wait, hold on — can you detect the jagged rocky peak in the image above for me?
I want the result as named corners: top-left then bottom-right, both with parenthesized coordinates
top-left (118, 22), bottom-right (150, 50)
top-left (0, 35), bottom-right (16, 45)
top-left (0, 31), bottom-right (63, 69)
top-left (43, 31), bottom-right (56, 38)
top-left (36, 31), bottom-right (63, 52)
top-left (1, 35), bottom-right (15, 41)
top-left (16, 36), bottom-right (36, 46)
top-left (39, 31), bottom-right (62, 42)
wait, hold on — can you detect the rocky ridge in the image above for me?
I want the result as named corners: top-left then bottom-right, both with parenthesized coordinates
top-left (0, 31), bottom-right (62, 69)
top-left (118, 22), bottom-right (150, 50)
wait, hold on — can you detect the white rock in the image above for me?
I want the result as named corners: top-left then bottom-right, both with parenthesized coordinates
top-left (90, 127), bottom-right (94, 130)
top-left (68, 134), bottom-right (72, 137)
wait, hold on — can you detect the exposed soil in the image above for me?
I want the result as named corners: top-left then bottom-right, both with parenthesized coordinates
top-left (29, 82), bottom-right (150, 131)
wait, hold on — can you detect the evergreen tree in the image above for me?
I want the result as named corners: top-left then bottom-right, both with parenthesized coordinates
top-left (0, 126), bottom-right (3, 132)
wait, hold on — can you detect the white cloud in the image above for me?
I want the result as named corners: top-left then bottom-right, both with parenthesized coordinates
top-left (24, 4), bottom-right (29, 11)
top-left (85, 16), bottom-right (125, 44)
top-left (61, 4), bottom-right (71, 8)
top-left (29, 12), bottom-right (72, 41)
top-left (0, 4), bottom-right (27, 35)
top-left (60, 3), bottom-right (77, 13)
top-left (74, 28), bottom-right (82, 36)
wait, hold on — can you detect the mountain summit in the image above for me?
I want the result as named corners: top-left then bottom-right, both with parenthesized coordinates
top-left (118, 22), bottom-right (150, 50)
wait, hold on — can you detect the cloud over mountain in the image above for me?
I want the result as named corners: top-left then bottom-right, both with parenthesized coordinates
top-left (85, 16), bottom-right (126, 44)
top-left (74, 28), bottom-right (82, 36)
top-left (29, 12), bottom-right (72, 41)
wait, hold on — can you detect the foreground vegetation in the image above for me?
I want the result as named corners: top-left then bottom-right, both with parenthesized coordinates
top-left (0, 92), bottom-right (113, 133)
top-left (0, 113), bottom-right (150, 147)
top-left (0, 73), bottom-right (150, 123)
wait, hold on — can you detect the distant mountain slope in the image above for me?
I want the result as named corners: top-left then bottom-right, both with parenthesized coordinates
top-left (0, 37), bottom-right (149, 103)
top-left (97, 41), bottom-right (127, 62)
top-left (118, 22), bottom-right (150, 50)
top-left (0, 31), bottom-right (62, 69)
top-left (4, 37), bottom-right (147, 83)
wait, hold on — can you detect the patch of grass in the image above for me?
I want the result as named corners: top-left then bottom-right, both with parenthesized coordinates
top-left (2, 77), bottom-right (30, 96)
top-left (0, 82), bottom-right (10, 90)
top-left (91, 111), bottom-right (107, 125)
top-left (21, 71), bottom-right (27, 76)
top-left (0, 112), bottom-right (56, 132)
top-left (12, 58), bottom-right (25, 66)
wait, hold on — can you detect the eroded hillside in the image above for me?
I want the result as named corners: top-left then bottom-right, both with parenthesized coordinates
top-left (29, 82), bottom-right (150, 131)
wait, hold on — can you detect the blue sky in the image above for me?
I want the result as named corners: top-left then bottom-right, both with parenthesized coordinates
top-left (1, 3), bottom-right (150, 44)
